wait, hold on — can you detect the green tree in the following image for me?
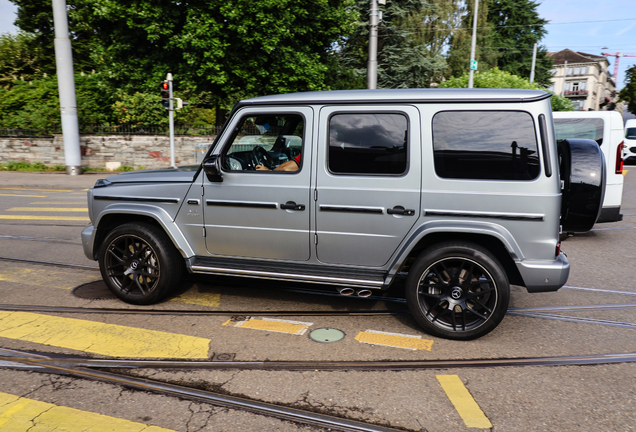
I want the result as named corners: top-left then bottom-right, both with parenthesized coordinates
top-left (0, 32), bottom-right (45, 87)
top-left (439, 67), bottom-right (574, 111)
top-left (619, 65), bottom-right (636, 115)
top-left (486, 0), bottom-right (553, 86)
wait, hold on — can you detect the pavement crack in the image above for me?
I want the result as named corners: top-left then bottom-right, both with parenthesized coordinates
top-left (26, 406), bottom-right (54, 432)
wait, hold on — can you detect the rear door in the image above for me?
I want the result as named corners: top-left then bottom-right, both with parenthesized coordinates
top-left (314, 105), bottom-right (421, 267)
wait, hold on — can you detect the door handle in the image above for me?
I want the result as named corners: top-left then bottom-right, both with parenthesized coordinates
top-left (387, 206), bottom-right (415, 216)
top-left (280, 201), bottom-right (306, 211)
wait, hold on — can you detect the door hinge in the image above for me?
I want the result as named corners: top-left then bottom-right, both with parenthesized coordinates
top-left (314, 233), bottom-right (318, 245)
top-left (314, 189), bottom-right (318, 201)
top-left (203, 227), bottom-right (206, 237)
top-left (201, 185), bottom-right (205, 196)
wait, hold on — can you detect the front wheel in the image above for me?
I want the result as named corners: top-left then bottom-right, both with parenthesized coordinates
top-left (405, 242), bottom-right (510, 340)
top-left (99, 222), bottom-right (183, 305)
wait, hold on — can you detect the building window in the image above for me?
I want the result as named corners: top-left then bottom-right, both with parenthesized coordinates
top-left (567, 68), bottom-right (573, 75)
top-left (574, 67), bottom-right (580, 75)
top-left (581, 67), bottom-right (587, 75)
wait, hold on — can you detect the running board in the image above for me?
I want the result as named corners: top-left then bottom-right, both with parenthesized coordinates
top-left (188, 256), bottom-right (386, 289)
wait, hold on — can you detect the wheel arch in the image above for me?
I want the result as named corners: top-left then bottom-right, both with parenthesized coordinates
top-left (92, 205), bottom-right (194, 260)
top-left (389, 223), bottom-right (525, 288)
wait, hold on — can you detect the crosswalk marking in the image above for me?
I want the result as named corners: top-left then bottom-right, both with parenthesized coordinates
top-left (0, 311), bottom-right (211, 358)
top-left (0, 392), bottom-right (176, 431)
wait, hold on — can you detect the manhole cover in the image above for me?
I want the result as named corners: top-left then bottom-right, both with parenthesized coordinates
top-left (308, 328), bottom-right (346, 343)
top-left (72, 281), bottom-right (117, 300)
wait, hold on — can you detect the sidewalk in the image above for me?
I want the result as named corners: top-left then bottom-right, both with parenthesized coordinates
top-left (0, 171), bottom-right (107, 190)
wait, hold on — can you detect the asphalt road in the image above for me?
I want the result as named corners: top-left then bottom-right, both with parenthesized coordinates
top-left (0, 169), bottom-right (634, 431)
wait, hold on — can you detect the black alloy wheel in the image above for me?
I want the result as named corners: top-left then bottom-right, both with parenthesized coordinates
top-left (405, 242), bottom-right (509, 340)
top-left (99, 222), bottom-right (182, 305)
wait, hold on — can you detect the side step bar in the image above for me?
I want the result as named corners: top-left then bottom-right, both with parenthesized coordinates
top-left (188, 257), bottom-right (386, 289)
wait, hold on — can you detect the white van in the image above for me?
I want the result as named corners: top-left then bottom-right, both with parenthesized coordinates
top-left (623, 118), bottom-right (636, 163)
top-left (553, 111), bottom-right (625, 223)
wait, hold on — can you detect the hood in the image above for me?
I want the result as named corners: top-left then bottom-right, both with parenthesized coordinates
top-left (101, 167), bottom-right (199, 185)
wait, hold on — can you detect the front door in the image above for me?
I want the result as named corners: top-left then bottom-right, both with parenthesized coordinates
top-left (202, 107), bottom-right (313, 261)
top-left (315, 105), bottom-right (422, 267)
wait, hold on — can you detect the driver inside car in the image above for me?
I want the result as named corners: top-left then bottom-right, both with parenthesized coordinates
top-left (256, 154), bottom-right (300, 171)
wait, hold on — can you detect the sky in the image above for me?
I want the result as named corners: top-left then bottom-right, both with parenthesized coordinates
top-left (0, 0), bottom-right (635, 89)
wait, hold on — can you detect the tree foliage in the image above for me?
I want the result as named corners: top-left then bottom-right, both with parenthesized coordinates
top-left (439, 67), bottom-right (574, 111)
top-left (619, 65), bottom-right (636, 115)
top-left (0, 32), bottom-right (45, 87)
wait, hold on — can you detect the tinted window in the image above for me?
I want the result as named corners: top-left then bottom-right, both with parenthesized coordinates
top-left (433, 111), bottom-right (540, 180)
top-left (329, 113), bottom-right (408, 175)
top-left (626, 127), bottom-right (636, 139)
top-left (553, 118), bottom-right (604, 145)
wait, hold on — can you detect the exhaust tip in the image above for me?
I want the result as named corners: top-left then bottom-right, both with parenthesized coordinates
top-left (356, 289), bottom-right (372, 298)
top-left (338, 288), bottom-right (355, 296)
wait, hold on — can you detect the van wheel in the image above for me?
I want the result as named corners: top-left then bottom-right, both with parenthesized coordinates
top-left (99, 222), bottom-right (182, 305)
top-left (405, 242), bottom-right (509, 340)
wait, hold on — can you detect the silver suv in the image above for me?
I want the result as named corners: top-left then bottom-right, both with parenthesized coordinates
top-left (82, 89), bottom-right (605, 340)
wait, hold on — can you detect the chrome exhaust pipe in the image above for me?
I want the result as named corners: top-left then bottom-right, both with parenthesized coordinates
top-left (356, 289), bottom-right (372, 298)
top-left (338, 287), bottom-right (355, 296)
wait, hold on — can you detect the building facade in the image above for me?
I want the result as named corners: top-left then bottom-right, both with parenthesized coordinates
top-left (548, 49), bottom-right (618, 112)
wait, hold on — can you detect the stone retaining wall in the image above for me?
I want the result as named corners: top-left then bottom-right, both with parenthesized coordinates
top-left (0, 134), bottom-right (216, 170)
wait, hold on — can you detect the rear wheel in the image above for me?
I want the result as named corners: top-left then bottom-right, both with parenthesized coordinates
top-left (405, 242), bottom-right (510, 340)
top-left (99, 222), bottom-right (182, 305)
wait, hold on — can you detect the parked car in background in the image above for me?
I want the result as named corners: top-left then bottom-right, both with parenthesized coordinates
top-left (623, 118), bottom-right (636, 163)
top-left (553, 111), bottom-right (624, 223)
top-left (82, 89), bottom-right (606, 340)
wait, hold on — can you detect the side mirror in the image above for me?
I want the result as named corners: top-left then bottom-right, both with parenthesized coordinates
top-left (203, 155), bottom-right (223, 182)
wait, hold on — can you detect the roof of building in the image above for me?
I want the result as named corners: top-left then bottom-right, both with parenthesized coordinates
top-left (548, 49), bottom-right (607, 65)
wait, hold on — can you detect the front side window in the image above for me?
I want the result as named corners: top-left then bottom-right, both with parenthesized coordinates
top-left (432, 111), bottom-right (540, 180)
top-left (222, 114), bottom-right (304, 172)
top-left (554, 118), bottom-right (604, 145)
top-left (328, 113), bottom-right (408, 175)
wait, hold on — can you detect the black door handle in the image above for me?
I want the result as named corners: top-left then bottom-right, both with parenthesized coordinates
top-left (280, 201), bottom-right (306, 211)
top-left (387, 206), bottom-right (415, 216)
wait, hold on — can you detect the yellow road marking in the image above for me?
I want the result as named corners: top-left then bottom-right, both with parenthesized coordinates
top-left (0, 392), bottom-right (175, 431)
top-left (0, 193), bottom-right (46, 197)
top-left (7, 207), bottom-right (88, 212)
top-left (355, 330), bottom-right (434, 351)
top-left (0, 311), bottom-right (211, 358)
top-left (0, 187), bottom-right (72, 192)
top-left (0, 215), bottom-right (89, 221)
top-left (172, 285), bottom-right (221, 307)
top-left (437, 375), bottom-right (492, 428)
top-left (29, 201), bottom-right (87, 204)
top-left (223, 317), bottom-right (312, 335)
top-left (623, 169), bottom-right (628, 176)
top-left (0, 268), bottom-right (91, 290)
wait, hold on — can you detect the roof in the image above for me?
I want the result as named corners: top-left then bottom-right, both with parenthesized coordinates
top-left (548, 49), bottom-right (607, 65)
top-left (240, 88), bottom-right (550, 106)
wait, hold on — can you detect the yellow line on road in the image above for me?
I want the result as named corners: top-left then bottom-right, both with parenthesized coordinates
top-left (0, 267), bottom-right (90, 290)
top-left (7, 207), bottom-right (88, 212)
top-left (437, 375), bottom-right (492, 428)
top-left (29, 201), bottom-right (87, 204)
top-left (223, 317), bottom-right (312, 335)
top-left (355, 330), bottom-right (434, 351)
top-left (0, 193), bottom-right (46, 197)
top-left (0, 392), bottom-right (175, 431)
top-left (0, 187), bottom-right (72, 192)
top-left (0, 311), bottom-right (211, 358)
top-left (172, 284), bottom-right (222, 307)
top-left (0, 215), bottom-right (89, 221)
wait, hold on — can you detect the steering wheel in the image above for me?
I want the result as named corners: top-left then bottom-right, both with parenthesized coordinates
top-left (252, 146), bottom-right (273, 170)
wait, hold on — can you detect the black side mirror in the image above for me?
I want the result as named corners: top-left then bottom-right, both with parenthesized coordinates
top-left (203, 155), bottom-right (223, 182)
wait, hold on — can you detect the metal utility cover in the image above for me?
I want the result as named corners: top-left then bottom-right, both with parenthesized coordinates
top-left (309, 328), bottom-right (345, 343)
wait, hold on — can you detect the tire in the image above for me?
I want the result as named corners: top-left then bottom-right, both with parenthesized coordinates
top-left (98, 222), bottom-right (183, 305)
top-left (405, 242), bottom-right (510, 340)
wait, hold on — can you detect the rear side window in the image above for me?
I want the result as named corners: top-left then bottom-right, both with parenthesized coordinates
top-left (626, 127), bottom-right (636, 139)
top-left (328, 113), bottom-right (408, 175)
top-left (554, 118), bottom-right (604, 145)
top-left (432, 111), bottom-right (540, 180)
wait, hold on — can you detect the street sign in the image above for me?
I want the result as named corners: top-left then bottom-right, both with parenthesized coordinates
top-left (470, 60), bottom-right (478, 70)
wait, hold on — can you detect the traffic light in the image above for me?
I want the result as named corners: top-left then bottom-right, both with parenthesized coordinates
top-left (160, 81), bottom-right (169, 109)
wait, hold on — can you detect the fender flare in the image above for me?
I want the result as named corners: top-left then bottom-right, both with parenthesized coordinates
top-left (93, 204), bottom-right (195, 259)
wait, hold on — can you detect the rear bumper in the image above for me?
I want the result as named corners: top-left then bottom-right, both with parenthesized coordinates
top-left (517, 253), bottom-right (570, 293)
top-left (596, 206), bottom-right (622, 223)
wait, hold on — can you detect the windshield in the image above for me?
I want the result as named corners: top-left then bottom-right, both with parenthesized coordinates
top-left (553, 118), bottom-right (603, 145)
top-left (626, 127), bottom-right (636, 139)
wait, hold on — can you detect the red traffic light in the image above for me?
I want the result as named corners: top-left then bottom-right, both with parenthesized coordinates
top-left (161, 81), bottom-right (168, 90)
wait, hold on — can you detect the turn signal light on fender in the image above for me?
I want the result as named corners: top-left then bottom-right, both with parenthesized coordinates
top-left (556, 242), bottom-right (562, 257)
top-left (617, 141), bottom-right (624, 174)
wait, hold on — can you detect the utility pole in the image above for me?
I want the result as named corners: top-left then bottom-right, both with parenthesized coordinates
top-left (167, 73), bottom-right (175, 168)
top-left (529, 43), bottom-right (538, 84)
top-left (367, 0), bottom-right (379, 89)
top-left (52, 0), bottom-right (82, 175)
top-left (468, 0), bottom-right (479, 88)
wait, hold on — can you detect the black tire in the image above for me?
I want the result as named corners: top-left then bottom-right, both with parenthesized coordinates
top-left (405, 242), bottom-right (510, 340)
top-left (98, 222), bottom-right (183, 305)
